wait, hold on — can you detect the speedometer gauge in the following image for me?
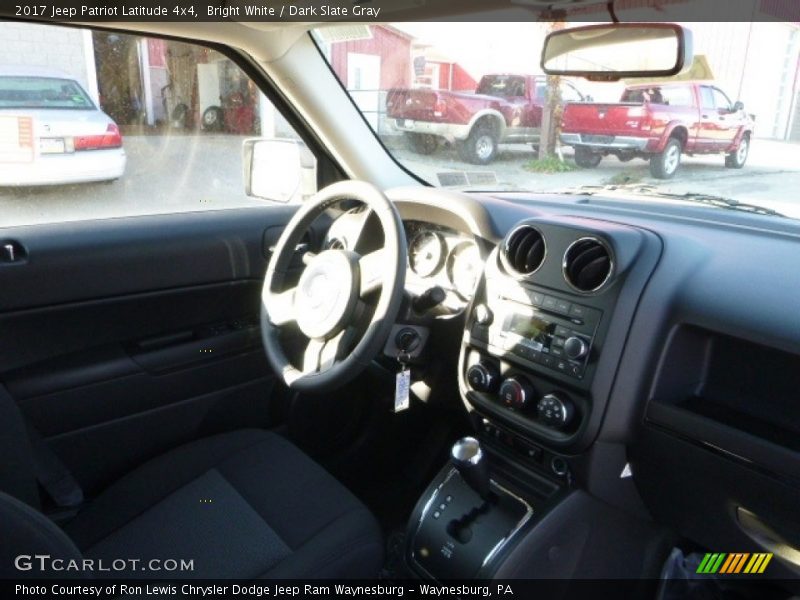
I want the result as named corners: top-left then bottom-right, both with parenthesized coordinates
top-left (409, 231), bottom-right (446, 277)
top-left (447, 242), bottom-right (482, 298)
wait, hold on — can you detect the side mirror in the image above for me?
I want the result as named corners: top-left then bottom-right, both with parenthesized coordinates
top-left (584, 94), bottom-right (594, 102)
top-left (733, 101), bottom-right (745, 112)
top-left (542, 23), bottom-right (693, 82)
top-left (243, 138), bottom-right (317, 203)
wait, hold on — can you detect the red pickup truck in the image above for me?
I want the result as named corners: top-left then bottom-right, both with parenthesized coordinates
top-left (386, 74), bottom-right (585, 165)
top-left (559, 82), bottom-right (754, 178)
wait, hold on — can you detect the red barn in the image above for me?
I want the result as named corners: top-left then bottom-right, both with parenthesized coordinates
top-left (324, 25), bottom-right (476, 134)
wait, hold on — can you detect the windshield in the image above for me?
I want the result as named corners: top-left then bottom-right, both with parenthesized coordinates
top-left (314, 22), bottom-right (800, 219)
top-left (0, 77), bottom-right (95, 110)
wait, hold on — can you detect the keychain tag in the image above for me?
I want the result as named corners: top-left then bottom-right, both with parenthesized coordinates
top-left (394, 352), bottom-right (411, 413)
top-left (395, 367), bottom-right (410, 412)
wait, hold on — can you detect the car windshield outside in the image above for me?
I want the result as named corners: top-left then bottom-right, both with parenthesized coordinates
top-left (0, 76), bottom-right (95, 110)
top-left (313, 22), bottom-right (800, 219)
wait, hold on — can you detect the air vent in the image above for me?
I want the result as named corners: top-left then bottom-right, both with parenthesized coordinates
top-left (501, 226), bottom-right (546, 276)
top-left (563, 238), bottom-right (613, 293)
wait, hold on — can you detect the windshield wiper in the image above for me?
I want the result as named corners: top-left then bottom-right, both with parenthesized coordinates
top-left (565, 184), bottom-right (785, 218)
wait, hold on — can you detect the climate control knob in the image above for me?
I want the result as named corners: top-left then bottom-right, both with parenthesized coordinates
top-left (498, 377), bottom-right (535, 410)
top-left (466, 362), bottom-right (500, 393)
top-left (563, 336), bottom-right (589, 360)
top-left (537, 392), bottom-right (575, 428)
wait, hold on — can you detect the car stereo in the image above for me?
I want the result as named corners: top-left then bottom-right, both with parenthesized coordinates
top-left (473, 290), bottom-right (602, 381)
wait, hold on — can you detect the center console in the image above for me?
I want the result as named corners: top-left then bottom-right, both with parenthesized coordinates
top-left (405, 217), bottom-right (664, 580)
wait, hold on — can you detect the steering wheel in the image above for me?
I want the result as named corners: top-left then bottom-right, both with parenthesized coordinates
top-left (260, 181), bottom-right (407, 393)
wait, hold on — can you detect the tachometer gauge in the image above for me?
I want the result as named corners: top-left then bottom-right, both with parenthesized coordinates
top-left (409, 231), bottom-right (446, 277)
top-left (447, 241), bottom-right (482, 298)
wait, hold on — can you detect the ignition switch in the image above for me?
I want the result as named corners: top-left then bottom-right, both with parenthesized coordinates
top-left (395, 327), bottom-right (421, 353)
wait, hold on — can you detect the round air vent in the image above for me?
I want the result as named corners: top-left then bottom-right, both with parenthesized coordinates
top-left (563, 238), bottom-right (613, 293)
top-left (501, 225), bottom-right (546, 276)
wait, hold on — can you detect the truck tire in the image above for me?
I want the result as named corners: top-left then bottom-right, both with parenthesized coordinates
top-left (574, 146), bottom-right (602, 168)
top-left (405, 133), bottom-right (438, 155)
top-left (457, 122), bottom-right (498, 165)
top-left (201, 106), bottom-right (224, 132)
top-left (170, 103), bottom-right (189, 130)
top-left (725, 134), bottom-right (749, 169)
top-left (649, 138), bottom-right (682, 179)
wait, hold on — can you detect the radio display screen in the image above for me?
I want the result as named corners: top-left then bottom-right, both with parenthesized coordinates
top-left (507, 314), bottom-right (552, 343)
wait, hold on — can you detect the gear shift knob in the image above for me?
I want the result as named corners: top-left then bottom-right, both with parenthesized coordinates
top-left (451, 437), bottom-right (490, 499)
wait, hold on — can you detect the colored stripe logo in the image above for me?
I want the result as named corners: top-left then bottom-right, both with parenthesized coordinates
top-left (696, 552), bottom-right (773, 574)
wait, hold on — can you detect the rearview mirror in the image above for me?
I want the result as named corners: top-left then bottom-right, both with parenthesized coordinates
top-left (243, 138), bottom-right (317, 203)
top-left (542, 23), bottom-right (693, 81)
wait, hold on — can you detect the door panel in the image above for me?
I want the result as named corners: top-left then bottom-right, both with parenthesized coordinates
top-left (711, 87), bottom-right (739, 147)
top-left (0, 206), bottom-right (316, 495)
top-left (697, 85), bottom-right (721, 149)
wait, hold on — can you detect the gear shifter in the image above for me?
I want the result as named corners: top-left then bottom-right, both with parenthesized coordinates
top-left (451, 437), bottom-right (490, 500)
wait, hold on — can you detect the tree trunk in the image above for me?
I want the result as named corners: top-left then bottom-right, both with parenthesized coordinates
top-left (538, 21), bottom-right (566, 160)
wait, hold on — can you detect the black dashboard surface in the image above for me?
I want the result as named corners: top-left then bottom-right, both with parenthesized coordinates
top-left (388, 185), bottom-right (800, 576)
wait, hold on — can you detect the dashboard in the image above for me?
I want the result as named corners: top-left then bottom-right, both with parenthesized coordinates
top-left (380, 185), bottom-right (800, 578)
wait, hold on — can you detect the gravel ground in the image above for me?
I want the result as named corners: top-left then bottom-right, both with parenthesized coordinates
top-left (2, 133), bottom-right (800, 227)
top-left (392, 136), bottom-right (800, 218)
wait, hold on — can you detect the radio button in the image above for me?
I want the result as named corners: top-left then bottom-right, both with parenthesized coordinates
top-left (550, 345), bottom-right (565, 358)
top-left (514, 344), bottom-right (530, 360)
top-left (564, 336), bottom-right (589, 360)
top-left (569, 304), bottom-right (586, 318)
top-left (551, 336), bottom-right (566, 348)
top-left (527, 291), bottom-right (545, 306)
top-left (555, 299), bottom-right (571, 314)
top-left (554, 325), bottom-right (571, 338)
top-left (571, 304), bottom-right (601, 324)
top-left (539, 353), bottom-right (555, 369)
top-left (542, 296), bottom-right (558, 311)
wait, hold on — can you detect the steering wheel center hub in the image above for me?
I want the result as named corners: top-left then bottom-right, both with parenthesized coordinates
top-left (294, 250), bottom-right (359, 339)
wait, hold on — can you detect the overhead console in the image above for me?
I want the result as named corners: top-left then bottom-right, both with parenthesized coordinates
top-left (459, 216), bottom-right (661, 463)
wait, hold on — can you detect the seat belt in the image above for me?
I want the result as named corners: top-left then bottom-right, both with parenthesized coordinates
top-left (24, 420), bottom-right (84, 508)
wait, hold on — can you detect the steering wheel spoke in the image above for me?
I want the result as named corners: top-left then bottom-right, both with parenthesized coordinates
top-left (264, 286), bottom-right (297, 326)
top-left (359, 248), bottom-right (387, 297)
top-left (301, 327), bottom-right (359, 375)
top-left (301, 338), bottom-right (326, 374)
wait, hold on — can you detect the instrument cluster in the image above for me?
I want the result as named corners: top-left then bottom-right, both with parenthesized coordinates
top-left (405, 221), bottom-right (483, 308)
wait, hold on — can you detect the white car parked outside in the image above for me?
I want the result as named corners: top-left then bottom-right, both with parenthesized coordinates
top-left (0, 66), bottom-right (126, 186)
